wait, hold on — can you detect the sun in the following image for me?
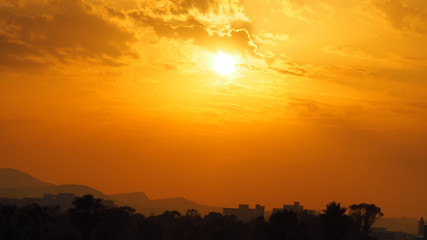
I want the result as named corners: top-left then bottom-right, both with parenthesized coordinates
top-left (214, 52), bottom-right (236, 75)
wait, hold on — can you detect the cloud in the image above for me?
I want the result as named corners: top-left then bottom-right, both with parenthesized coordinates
top-left (272, 0), bottom-right (335, 22)
top-left (286, 97), bottom-right (324, 116)
top-left (0, 34), bottom-right (46, 69)
top-left (140, 0), bottom-right (247, 20)
top-left (0, 0), bottom-right (137, 70)
top-left (281, 97), bottom-right (377, 130)
top-left (0, 0), bottom-right (264, 75)
top-left (255, 31), bottom-right (289, 46)
top-left (372, 0), bottom-right (427, 34)
top-left (269, 59), bottom-right (309, 77)
top-left (3, 0), bottom-right (19, 8)
top-left (205, 102), bottom-right (256, 114)
top-left (128, 0), bottom-right (257, 56)
top-left (322, 44), bottom-right (374, 60)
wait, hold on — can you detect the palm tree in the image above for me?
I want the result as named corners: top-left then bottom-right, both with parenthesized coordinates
top-left (320, 202), bottom-right (349, 240)
top-left (23, 204), bottom-right (57, 240)
top-left (67, 194), bottom-right (105, 240)
top-left (70, 194), bottom-right (104, 216)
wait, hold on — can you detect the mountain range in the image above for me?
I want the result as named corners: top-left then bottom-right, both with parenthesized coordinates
top-left (0, 168), bottom-right (419, 233)
top-left (0, 168), bottom-right (221, 215)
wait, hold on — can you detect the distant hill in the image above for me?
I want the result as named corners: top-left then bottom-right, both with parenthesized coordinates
top-left (0, 184), bottom-right (111, 200)
top-left (110, 192), bottom-right (150, 206)
top-left (0, 168), bottom-right (53, 188)
top-left (0, 168), bottom-right (221, 215)
top-left (110, 192), bottom-right (222, 216)
top-left (0, 168), bottom-right (111, 199)
top-left (373, 217), bottom-right (419, 234)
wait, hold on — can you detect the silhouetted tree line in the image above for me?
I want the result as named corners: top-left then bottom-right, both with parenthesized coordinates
top-left (0, 195), bottom-right (383, 240)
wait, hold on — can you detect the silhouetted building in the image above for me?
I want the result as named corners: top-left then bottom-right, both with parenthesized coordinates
top-left (415, 217), bottom-right (427, 240)
top-left (223, 204), bottom-right (265, 222)
top-left (39, 193), bottom-right (77, 210)
top-left (272, 202), bottom-right (316, 215)
top-left (0, 193), bottom-right (114, 211)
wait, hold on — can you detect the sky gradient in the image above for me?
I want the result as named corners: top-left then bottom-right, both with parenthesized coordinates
top-left (1, 0), bottom-right (427, 218)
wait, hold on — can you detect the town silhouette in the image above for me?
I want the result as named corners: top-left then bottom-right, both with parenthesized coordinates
top-left (0, 168), bottom-right (423, 240)
top-left (0, 194), bottom-right (386, 240)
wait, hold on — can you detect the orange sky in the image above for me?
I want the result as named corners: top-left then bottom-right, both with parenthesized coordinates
top-left (1, 0), bottom-right (427, 218)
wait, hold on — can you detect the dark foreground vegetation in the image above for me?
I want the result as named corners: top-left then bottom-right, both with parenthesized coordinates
top-left (0, 195), bottom-right (383, 240)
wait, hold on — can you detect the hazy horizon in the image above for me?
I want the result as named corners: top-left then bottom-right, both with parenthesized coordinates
top-left (1, 0), bottom-right (427, 219)
top-left (0, 167), bottom-right (425, 220)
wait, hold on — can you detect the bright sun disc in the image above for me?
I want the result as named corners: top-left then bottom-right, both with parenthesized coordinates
top-left (214, 52), bottom-right (236, 75)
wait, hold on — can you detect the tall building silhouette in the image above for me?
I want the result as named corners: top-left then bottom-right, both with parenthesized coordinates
top-left (223, 204), bottom-right (265, 222)
top-left (420, 217), bottom-right (425, 236)
top-left (272, 201), bottom-right (316, 214)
